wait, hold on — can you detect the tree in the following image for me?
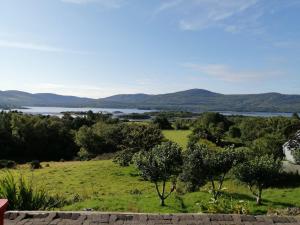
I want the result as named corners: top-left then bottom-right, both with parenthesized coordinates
top-left (191, 112), bottom-right (232, 146)
top-left (234, 154), bottom-right (282, 205)
top-left (153, 115), bottom-right (173, 130)
top-left (181, 144), bottom-right (240, 200)
top-left (133, 142), bottom-right (183, 206)
top-left (75, 122), bottom-right (123, 157)
top-left (114, 124), bottom-right (164, 166)
top-left (228, 126), bottom-right (241, 138)
top-left (252, 133), bottom-right (285, 159)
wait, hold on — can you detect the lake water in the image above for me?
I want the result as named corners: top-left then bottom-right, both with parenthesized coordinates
top-left (5, 106), bottom-right (154, 116)
top-left (2, 106), bottom-right (299, 118)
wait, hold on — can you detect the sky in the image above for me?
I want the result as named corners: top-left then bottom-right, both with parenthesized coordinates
top-left (0, 0), bottom-right (300, 98)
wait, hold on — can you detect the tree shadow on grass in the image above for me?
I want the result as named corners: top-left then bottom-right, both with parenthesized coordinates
top-left (222, 191), bottom-right (297, 208)
top-left (268, 172), bottom-right (300, 189)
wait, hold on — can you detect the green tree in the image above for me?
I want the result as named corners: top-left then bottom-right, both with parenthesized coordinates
top-left (133, 142), bottom-right (183, 206)
top-left (228, 126), bottom-right (241, 138)
top-left (234, 154), bottom-right (282, 205)
top-left (252, 133), bottom-right (285, 159)
top-left (153, 115), bottom-right (173, 130)
top-left (114, 124), bottom-right (163, 166)
top-left (181, 144), bottom-right (239, 200)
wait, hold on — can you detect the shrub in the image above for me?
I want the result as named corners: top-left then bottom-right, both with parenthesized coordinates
top-left (0, 160), bottom-right (17, 169)
top-left (113, 149), bottom-right (135, 167)
top-left (30, 160), bottom-right (42, 170)
top-left (0, 172), bottom-right (66, 210)
top-left (197, 197), bottom-right (249, 214)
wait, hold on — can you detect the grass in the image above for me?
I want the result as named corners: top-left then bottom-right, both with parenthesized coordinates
top-left (1, 130), bottom-right (300, 214)
top-left (162, 130), bottom-right (192, 149)
top-left (1, 160), bottom-right (300, 214)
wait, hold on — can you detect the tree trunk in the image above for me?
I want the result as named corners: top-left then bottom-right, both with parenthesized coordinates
top-left (160, 198), bottom-right (165, 206)
top-left (256, 188), bottom-right (262, 205)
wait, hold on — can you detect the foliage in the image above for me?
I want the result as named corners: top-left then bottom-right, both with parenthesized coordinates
top-left (30, 160), bottom-right (42, 170)
top-left (133, 142), bottom-right (183, 206)
top-left (252, 133), bottom-right (285, 159)
top-left (174, 119), bottom-right (191, 130)
top-left (191, 112), bottom-right (232, 146)
top-left (153, 115), bottom-right (173, 130)
top-left (228, 126), bottom-right (241, 138)
top-left (198, 197), bottom-right (249, 214)
top-left (234, 154), bottom-right (282, 205)
top-left (113, 149), bottom-right (135, 167)
top-left (118, 113), bottom-right (151, 120)
top-left (181, 144), bottom-right (240, 200)
top-left (114, 124), bottom-right (164, 166)
top-left (0, 160), bottom-right (16, 169)
top-left (0, 172), bottom-right (65, 210)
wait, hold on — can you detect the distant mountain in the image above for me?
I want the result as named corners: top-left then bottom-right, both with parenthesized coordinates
top-left (1, 89), bottom-right (300, 112)
top-left (0, 90), bottom-right (92, 107)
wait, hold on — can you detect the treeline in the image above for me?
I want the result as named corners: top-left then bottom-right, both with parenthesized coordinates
top-left (1, 110), bottom-right (300, 164)
top-left (0, 111), bottom-right (163, 162)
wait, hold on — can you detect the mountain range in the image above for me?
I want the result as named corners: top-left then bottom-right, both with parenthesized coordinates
top-left (1, 89), bottom-right (300, 112)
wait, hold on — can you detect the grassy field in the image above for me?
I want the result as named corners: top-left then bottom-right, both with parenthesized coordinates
top-left (2, 160), bottom-right (300, 214)
top-left (1, 130), bottom-right (300, 214)
top-left (162, 130), bottom-right (192, 149)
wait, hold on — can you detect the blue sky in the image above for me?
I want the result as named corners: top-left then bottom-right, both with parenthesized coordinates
top-left (0, 0), bottom-right (300, 98)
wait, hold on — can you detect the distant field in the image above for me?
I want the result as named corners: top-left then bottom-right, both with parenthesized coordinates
top-left (162, 130), bottom-right (191, 149)
top-left (2, 159), bottom-right (300, 214)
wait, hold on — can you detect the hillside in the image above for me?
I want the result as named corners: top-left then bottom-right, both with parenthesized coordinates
top-left (1, 89), bottom-right (300, 112)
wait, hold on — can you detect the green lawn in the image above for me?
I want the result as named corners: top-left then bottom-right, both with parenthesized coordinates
top-left (1, 130), bottom-right (300, 214)
top-left (2, 159), bottom-right (300, 214)
top-left (163, 130), bottom-right (192, 149)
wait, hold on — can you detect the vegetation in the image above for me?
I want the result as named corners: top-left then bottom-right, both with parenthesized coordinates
top-left (152, 115), bottom-right (173, 130)
top-left (0, 160), bottom-right (300, 214)
top-left (1, 110), bottom-right (300, 214)
top-left (234, 155), bottom-right (282, 205)
top-left (133, 142), bottom-right (182, 206)
top-left (181, 145), bottom-right (240, 200)
top-left (0, 172), bottom-right (65, 210)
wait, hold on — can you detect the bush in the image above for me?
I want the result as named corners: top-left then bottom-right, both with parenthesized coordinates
top-left (0, 172), bottom-right (66, 210)
top-left (197, 197), bottom-right (249, 214)
top-left (0, 160), bottom-right (17, 169)
top-left (113, 149), bottom-right (135, 167)
top-left (30, 160), bottom-right (42, 170)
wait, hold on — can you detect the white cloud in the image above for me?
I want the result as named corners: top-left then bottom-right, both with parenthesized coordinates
top-left (155, 0), bottom-right (266, 33)
top-left (61, 0), bottom-right (124, 8)
top-left (183, 63), bottom-right (282, 82)
top-left (0, 40), bottom-right (89, 54)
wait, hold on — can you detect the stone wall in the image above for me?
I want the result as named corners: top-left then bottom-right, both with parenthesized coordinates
top-left (4, 211), bottom-right (300, 225)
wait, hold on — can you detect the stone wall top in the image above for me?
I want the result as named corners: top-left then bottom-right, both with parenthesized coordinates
top-left (4, 211), bottom-right (300, 225)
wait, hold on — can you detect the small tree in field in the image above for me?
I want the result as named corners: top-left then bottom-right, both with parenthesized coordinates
top-left (181, 144), bottom-right (240, 200)
top-left (133, 142), bottom-right (182, 206)
top-left (234, 154), bottom-right (282, 205)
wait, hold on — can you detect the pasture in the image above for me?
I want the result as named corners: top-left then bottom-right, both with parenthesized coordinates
top-left (1, 130), bottom-right (300, 214)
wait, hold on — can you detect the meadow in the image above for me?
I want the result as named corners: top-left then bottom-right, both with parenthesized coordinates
top-left (1, 130), bottom-right (300, 215)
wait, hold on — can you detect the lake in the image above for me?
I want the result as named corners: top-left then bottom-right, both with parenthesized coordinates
top-left (5, 107), bottom-right (154, 117)
top-left (2, 106), bottom-right (299, 118)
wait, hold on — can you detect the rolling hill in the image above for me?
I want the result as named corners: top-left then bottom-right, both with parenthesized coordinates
top-left (1, 89), bottom-right (300, 112)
